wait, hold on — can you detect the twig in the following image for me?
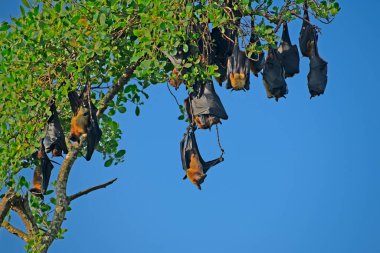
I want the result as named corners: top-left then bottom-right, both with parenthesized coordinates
top-left (166, 83), bottom-right (181, 107)
top-left (68, 178), bottom-right (118, 202)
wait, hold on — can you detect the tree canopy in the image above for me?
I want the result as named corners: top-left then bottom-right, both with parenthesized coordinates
top-left (0, 0), bottom-right (340, 252)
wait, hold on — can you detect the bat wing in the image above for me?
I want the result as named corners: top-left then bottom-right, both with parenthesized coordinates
top-left (242, 52), bottom-right (251, 90)
top-left (191, 81), bottom-right (228, 120)
top-left (263, 48), bottom-right (288, 100)
top-left (85, 103), bottom-right (102, 161)
top-left (299, 7), bottom-right (317, 58)
top-left (44, 107), bottom-right (68, 155)
top-left (307, 41), bottom-right (328, 98)
top-left (211, 27), bottom-right (235, 85)
top-left (188, 131), bottom-right (223, 174)
top-left (68, 90), bottom-right (82, 114)
top-left (249, 18), bottom-right (265, 76)
top-left (40, 154), bottom-right (54, 195)
top-left (278, 22), bottom-right (300, 78)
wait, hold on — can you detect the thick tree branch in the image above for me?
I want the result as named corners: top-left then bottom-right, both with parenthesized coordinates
top-left (2, 221), bottom-right (29, 242)
top-left (68, 178), bottom-right (118, 202)
top-left (97, 59), bottom-right (144, 117)
top-left (0, 189), bottom-right (16, 225)
top-left (11, 193), bottom-right (39, 236)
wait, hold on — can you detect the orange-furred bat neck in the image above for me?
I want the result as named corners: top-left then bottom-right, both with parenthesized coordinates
top-left (229, 72), bottom-right (247, 90)
top-left (187, 153), bottom-right (206, 190)
top-left (194, 115), bottom-right (220, 129)
top-left (70, 106), bottom-right (89, 141)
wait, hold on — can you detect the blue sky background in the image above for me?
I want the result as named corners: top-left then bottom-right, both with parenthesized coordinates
top-left (1, 1), bottom-right (380, 253)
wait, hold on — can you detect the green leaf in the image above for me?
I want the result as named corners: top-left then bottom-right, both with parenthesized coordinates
top-left (115, 149), bottom-right (126, 158)
top-left (21, 0), bottom-right (30, 8)
top-left (99, 13), bottom-right (106, 26)
top-left (0, 22), bottom-right (10, 31)
top-left (104, 158), bottom-right (113, 167)
top-left (135, 106), bottom-right (140, 116)
top-left (117, 106), bottom-right (127, 113)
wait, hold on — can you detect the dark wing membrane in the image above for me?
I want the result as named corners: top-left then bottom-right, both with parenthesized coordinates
top-left (307, 42), bottom-right (328, 98)
top-left (188, 131), bottom-right (223, 174)
top-left (190, 81), bottom-right (228, 120)
top-left (68, 90), bottom-right (82, 114)
top-left (278, 22), bottom-right (300, 78)
top-left (299, 7), bottom-right (317, 57)
top-left (44, 107), bottom-right (68, 155)
top-left (180, 134), bottom-right (188, 172)
top-left (263, 48), bottom-right (288, 100)
top-left (40, 154), bottom-right (54, 194)
top-left (249, 18), bottom-right (265, 76)
top-left (85, 103), bottom-right (102, 161)
top-left (211, 27), bottom-right (235, 85)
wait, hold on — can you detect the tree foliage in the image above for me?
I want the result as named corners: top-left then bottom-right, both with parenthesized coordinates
top-left (0, 0), bottom-right (340, 252)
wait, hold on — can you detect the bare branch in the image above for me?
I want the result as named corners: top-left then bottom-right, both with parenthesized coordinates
top-left (1, 221), bottom-right (30, 242)
top-left (11, 193), bottom-right (39, 235)
top-left (0, 189), bottom-right (16, 225)
top-left (68, 178), bottom-right (118, 202)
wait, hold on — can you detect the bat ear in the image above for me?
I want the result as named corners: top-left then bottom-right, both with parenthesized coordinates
top-left (183, 175), bottom-right (187, 180)
top-left (197, 184), bottom-right (202, 190)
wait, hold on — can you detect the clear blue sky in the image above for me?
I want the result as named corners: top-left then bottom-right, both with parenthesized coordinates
top-left (2, 2), bottom-right (380, 253)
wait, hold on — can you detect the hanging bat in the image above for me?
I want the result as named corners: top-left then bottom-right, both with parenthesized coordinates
top-left (211, 27), bottom-right (236, 85)
top-left (262, 48), bottom-right (288, 101)
top-left (249, 18), bottom-right (265, 76)
top-left (68, 88), bottom-right (102, 161)
top-left (163, 44), bottom-right (190, 89)
top-left (278, 22), bottom-right (300, 78)
top-left (44, 102), bottom-right (68, 157)
top-left (180, 129), bottom-right (223, 190)
top-left (30, 142), bottom-right (54, 199)
top-left (299, 3), bottom-right (318, 58)
top-left (185, 81), bottom-right (228, 129)
top-left (226, 39), bottom-right (250, 91)
top-left (307, 40), bottom-right (328, 98)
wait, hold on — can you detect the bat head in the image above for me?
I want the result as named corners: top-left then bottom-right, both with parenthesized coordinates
top-left (186, 169), bottom-right (207, 190)
top-left (52, 147), bottom-right (63, 157)
top-left (29, 188), bottom-right (44, 200)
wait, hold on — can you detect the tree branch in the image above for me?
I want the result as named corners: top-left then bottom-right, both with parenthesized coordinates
top-left (11, 193), bottom-right (39, 236)
top-left (0, 189), bottom-right (16, 225)
top-left (1, 221), bottom-right (30, 242)
top-left (68, 178), bottom-right (118, 202)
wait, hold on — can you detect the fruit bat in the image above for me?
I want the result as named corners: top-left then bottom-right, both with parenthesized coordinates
top-left (249, 18), bottom-right (265, 76)
top-left (262, 48), bottom-right (288, 101)
top-left (44, 102), bottom-right (68, 157)
top-left (278, 22), bottom-right (300, 78)
top-left (299, 4), bottom-right (317, 58)
top-left (30, 142), bottom-right (54, 199)
top-left (211, 27), bottom-right (235, 85)
top-left (307, 40), bottom-right (328, 98)
top-left (164, 43), bottom-right (191, 89)
top-left (185, 81), bottom-right (228, 129)
top-left (226, 39), bottom-right (250, 91)
top-left (68, 88), bottom-right (102, 161)
top-left (180, 129), bottom-right (223, 190)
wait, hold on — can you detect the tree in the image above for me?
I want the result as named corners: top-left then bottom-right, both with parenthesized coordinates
top-left (0, 0), bottom-right (340, 252)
